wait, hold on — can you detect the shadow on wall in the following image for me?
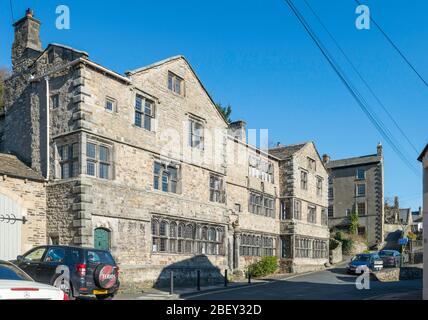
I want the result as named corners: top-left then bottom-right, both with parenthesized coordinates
top-left (383, 229), bottom-right (402, 250)
top-left (154, 254), bottom-right (225, 291)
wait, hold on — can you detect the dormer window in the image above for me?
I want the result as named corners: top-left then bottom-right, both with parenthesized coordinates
top-left (168, 72), bottom-right (184, 95)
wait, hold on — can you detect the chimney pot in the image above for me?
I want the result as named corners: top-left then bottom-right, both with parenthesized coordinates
top-left (26, 8), bottom-right (33, 18)
top-left (322, 154), bottom-right (330, 164)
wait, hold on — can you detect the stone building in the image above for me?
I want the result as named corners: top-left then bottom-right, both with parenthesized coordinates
top-left (323, 144), bottom-right (385, 248)
top-left (269, 142), bottom-right (330, 272)
top-left (417, 144), bottom-right (428, 300)
top-left (1, 10), bottom-right (329, 288)
top-left (0, 153), bottom-right (46, 260)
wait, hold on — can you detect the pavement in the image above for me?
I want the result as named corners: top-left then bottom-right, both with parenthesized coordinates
top-left (115, 262), bottom-right (422, 300)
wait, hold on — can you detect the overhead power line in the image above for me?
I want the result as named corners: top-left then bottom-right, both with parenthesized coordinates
top-left (303, 0), bottom-right (419, 155)
top-left (354, 0), bottom-right (428, 88)
top-left (283, 0), bottom-right (420, 177)
top-left (9, 0), bottom-right (14, 23)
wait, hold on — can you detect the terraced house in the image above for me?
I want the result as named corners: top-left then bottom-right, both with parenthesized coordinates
top-left (0, 10), bottom-right (329, 288)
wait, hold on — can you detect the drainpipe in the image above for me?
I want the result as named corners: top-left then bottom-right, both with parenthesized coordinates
top-left (44, 76), bottom-right (50, 181)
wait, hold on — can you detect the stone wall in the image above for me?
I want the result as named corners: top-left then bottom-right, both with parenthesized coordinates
top-left (0, 175), bottom-right (46, 253)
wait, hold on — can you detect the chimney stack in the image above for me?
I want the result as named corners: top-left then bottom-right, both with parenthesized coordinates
top-left (228, 120), bottom-right (246, 143)
top-left (11, 8), bottom-right (42, 72)
top-left (322, 154), bottom-right (330, 164)
top-left (377, 142), bottom-right (383, 157)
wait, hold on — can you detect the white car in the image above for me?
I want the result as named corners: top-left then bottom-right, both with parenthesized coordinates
top-left (0, 260), bottom-right (69, 300)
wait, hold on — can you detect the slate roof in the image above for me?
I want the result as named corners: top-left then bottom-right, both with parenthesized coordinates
top-left (418, 143), bottom-right (428, 162)
top-left (326, 154), bottom-right (381, 169)
top-left (0, 153), bottom-right (44, 181)
top-left (268, 143), bottom-right (307, 159)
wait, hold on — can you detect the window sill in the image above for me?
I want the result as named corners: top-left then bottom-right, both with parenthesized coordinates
top-left (132, 124), bottom-right (156, 134)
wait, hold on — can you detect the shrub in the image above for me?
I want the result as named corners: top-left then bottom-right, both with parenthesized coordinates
top-left (334, 231), bottom-right (345, 241)
top-left (341, 238), bottom-right (354, 255)
top-left (349, 212), bottom-right (359, 235)
top-left (248, 256), bottom-right (278, 278)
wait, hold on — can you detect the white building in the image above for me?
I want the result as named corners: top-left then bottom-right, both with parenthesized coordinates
top-left (418, 144), bottom-right (428, 300)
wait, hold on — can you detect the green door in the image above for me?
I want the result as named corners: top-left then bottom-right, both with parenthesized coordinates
top-left (94, 228), bottom-right (110, 251)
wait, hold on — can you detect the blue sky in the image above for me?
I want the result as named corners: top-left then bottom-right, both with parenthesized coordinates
top-left (1, 0), bottom-right (426, 210)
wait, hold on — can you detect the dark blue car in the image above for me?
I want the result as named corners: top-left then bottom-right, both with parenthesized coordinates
top-left (347, 253), bottom-right (383, 274)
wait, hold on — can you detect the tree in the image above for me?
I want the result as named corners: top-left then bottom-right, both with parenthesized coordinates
top-left (349, 212), bottom-right (359, 235)
top-left (216, 102), bottom-right (232, 123)
top-left (0, 68), bottom-right (9, 113)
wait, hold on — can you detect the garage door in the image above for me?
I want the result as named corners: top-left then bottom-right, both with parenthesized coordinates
top-left (0, 193), bottom-right (23, 260)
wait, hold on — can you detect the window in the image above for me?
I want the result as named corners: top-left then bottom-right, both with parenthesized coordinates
top-left (356, 168), bottom-right (366, 180)
top-left (249, 192), bottom-right (275, 218)
top-left (328, 205), bottom-right (334, 217)
top-left (23, 247), bottom-right (47, 262)
top-left (210, 175), bottom-right (225, 203)
top-left (168, 72), bottom-right (184, 95)
top-left (356, 184), bottom-right (366, 197)
top-left (248, 156), bottom-right (274, 183)
top-left (295, 237), bottom-right (311, 258)
top-left (316, 177), bottom-right (323, 196)
top-left (300, 171), bottom-right (308, 190)
top-left (154, 162), bottom-right (179, 193)
top-left (135, 95), bottom-right (155, 131)
top-left (58, 143), bottom-right (79, 179)
top-left (346, 209), bottom-right (351, 216)
top-left (189, 119), bottom-right (204, 149)
top-left (328, 187), bottom-right (334, 199)
top-left (105, 97), bottom-right (116, 112)
top-left (151, 217), bottom-right (224, 255)
top-left (240, 233), bottom-right (275, 257)
top-left (280, 199), bottom-right (292, 220)
top-left (86, 142), bottom-right (112, 179)
top-left (357, 202), bottom-right (366, 216)
top-left (234, 203), bottom-right (242, 213)
top-left (294, 200), bottom-right (302, 220)
top-left (307, 157), bottom-right (316, 171)
top-left (321, 209), bottom-right (328, 226)
top-left (295, 237), bottom-right (328, 259)
top-left (51, 94), bottom-right (60, 109)
top-left (308, 206), bottom-right (317, 224)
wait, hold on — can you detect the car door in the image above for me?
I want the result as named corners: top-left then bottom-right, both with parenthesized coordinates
top-left (37, 247), bottom-right (67, 284)
top-left (16, 247), bottom-right (47, 281)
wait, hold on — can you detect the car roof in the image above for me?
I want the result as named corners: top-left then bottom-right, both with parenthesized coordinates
top-left (31, 245), bottom-right (110, 252)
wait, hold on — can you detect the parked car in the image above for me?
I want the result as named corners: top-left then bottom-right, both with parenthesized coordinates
top-left (347, 253), bottom-right (383, 274)
top-left (12, 245), bottom-right (120, 300)
top-left (0, 260), bottom-right (68, 300)
top-left (378, 250), bottom-right (401, 268)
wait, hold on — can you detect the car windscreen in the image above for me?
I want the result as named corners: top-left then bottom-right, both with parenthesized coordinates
top-left (86, 250), bottom-right (115, 265)
top-left (379, 251), bottom-right (394, 257)
top-left (355, 255), bottom-right (371, 262)
top-left (0, 263), bottom-right (33, 281)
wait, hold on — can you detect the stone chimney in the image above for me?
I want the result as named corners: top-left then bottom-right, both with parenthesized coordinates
top-left (228, 120), bottom-right (246, 142)
top-left (12, 8), bottom-right (43, 72)
top-left (394, 196), bottom-right (399, 209)
top-left (322, 154), bottom-right (330, 164)
top-left (377, 142), bottom-right (383, 157)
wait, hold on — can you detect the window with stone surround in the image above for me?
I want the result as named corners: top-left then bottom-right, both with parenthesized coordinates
top-left (300, 170), bottom-right (308, 190)
top-left (307, 205), bottom-right (317, 224)
top-left (105, 97), bottom-right (116, 112)
top-left (321, 208), bottom-right (328, 226)
top-left (151, 217), bottom-right (225, 255)
top-left (188, 118), bottom-right (204, 150)
top-left (307, 157), bottom-right (316, 171)
top-left (86, 142), bottom-right (112, 180)
top-left (280, 199), bottom-right (292, 220)
top-left (356, 168), bottom-right (366, 180)
top-left (357, 202), bottom-right (366, 216)
top-left (154, 162), bottom-right (179, 193)
top-left (168, 72), bottom-right (184, 95)
top-left (316, 176), bottom-right (323, 196)
top-left (356, 183), bottom-right (366, 197)
top-left (240, 234), bottom-right (276, 257)
top-left (135, 95), bottom-right (155, 131)
top-left (294, 200), bottom-right (302, 220)
top-left (51, 94), bottom-right (60, 109)
top-left (209, 175), bottom-right (225, 203)
top-left (58, 143), bottom-right (79, 179)
top-left (296, 237), bottom-right (328, 259)
top-left (249, 192), bottom-right (275, 218)
top-left (328, 205), bottom-right (334, 217)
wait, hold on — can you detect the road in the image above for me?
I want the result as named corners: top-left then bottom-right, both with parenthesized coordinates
top-left (185, 265), bottom-right (422, 300)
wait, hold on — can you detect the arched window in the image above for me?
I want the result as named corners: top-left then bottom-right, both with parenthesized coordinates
top-left (208, 228), bottom-right (216, 241)
top-left (201, 227), bottom-right (208, 240)
top-left (185, 224), bottom-right (193, 239)
top-left (160, 221), bottom-right (168, 236)
top-left (151, 219), bottom-right (159, 236)
top-left (170, 222), bottom-right (177, 238)
top-left (178, 223), bottom-right (185, 238)
top-left (94, 228), bottom-right (111, 251)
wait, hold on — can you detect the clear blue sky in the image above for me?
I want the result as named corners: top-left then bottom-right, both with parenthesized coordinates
top-left (1, 0), bottom-right (426, 210)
